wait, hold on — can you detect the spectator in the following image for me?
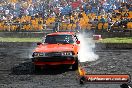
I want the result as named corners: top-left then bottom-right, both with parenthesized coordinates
top-left (100, 15), bottom-right (106, 30)
top-left (75, 19), bottom-right (81, 32)
top-left (78, 12), bottom-right (83, 18)
top-left (94, 16), bottom-right (99, 30)
top-left (124, 11), bottom-right (130, 18)
top-left (100, 15), bottom-right (106, 23)
top-left (94, 16), bottom-right (98, 22)
top-left (110, 4), bottom-right (117, 12)
top-left (53, 19), bottom-right (60, 32)
top-left (107, 16), bottom-right (112, 31)
top-left (114, 19), bottom-right (121, 29)
top-left (100, 9), bottom-right (106, 15)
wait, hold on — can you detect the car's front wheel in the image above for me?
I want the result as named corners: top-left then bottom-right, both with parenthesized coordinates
top-left (72, 59), bottom-right (78, 70)
top-left (34, 65), bottom-right (41, 72)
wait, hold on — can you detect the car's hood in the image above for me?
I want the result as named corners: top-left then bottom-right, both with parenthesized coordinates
top-left (34, 44), bottom-right (76, 52)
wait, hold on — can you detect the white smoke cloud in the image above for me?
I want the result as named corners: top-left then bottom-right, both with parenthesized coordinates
top-left (78, 33), bottom-right (99, 62)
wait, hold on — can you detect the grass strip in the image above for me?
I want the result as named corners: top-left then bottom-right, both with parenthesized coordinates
top-left (0, 37), bottom-right (132, 43)
top-left (97, 37), bottom-right (132, 43)
top-left (0, 37), bottom-right (41, 42)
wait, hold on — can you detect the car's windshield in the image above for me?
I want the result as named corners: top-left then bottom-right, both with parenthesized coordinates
top-left (44, 35), bottom-right (74, 44)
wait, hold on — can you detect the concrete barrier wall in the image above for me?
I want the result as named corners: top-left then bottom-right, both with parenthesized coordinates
top-left (0, 32), bottom-right (47, 38)
top-left (0, 42), bottom-right (37, 48)
top-left (0, 31), bottom-right (132, 38)
top-left (0, 42), bottom-right (132, 49)
top-left (95, 43), bottom-right (132, 50)
top-left (95, 32), bottom-right (132, 38)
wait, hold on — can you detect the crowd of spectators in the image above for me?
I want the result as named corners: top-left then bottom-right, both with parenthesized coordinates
top-left (0, 0), bottom-right (132, 32)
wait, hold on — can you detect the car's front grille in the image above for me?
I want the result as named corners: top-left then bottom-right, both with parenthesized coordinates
top-left (45, 52), bottom-right (62, 57)
top-left (32, 56), bottom-right (75, 62)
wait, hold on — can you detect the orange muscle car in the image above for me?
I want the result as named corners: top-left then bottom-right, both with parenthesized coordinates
top-left (32, 32), bottom-right (80, 71)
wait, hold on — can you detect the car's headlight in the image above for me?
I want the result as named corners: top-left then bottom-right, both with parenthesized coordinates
top-left (32, 52), bottom-right (45, 57)
top-left (61, 52), bottom-right (73, 56)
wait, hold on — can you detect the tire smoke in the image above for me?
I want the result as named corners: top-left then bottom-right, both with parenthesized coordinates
top-left (78, 33), bottom-right (99, 62)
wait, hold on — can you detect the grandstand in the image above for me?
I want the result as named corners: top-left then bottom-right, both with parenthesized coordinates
top-left (0, 0), bottom-right (132, 32)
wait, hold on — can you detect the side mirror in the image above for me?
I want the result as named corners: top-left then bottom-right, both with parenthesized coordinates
top-left (37, 42), bottom-right (42, 45)
top-left (76, 41), bottom-right (80, 44)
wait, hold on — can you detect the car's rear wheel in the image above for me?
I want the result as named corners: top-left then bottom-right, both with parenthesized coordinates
top-left (72, 58), bottom-right (78, 70)
top-left (34, 65), bottom-right (41, 72)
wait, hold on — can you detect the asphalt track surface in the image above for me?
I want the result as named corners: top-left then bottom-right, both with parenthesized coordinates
top-left (0, 43), bottom-right (132, 88)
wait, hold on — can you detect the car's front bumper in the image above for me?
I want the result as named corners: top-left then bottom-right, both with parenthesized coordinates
top-left (31, 56), bottom-right (77, 65)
